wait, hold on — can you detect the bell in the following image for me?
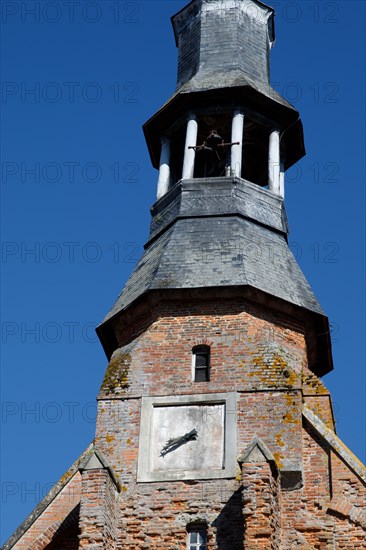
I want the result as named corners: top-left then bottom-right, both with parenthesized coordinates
top-left (206, 130), bottom-right (223, 148)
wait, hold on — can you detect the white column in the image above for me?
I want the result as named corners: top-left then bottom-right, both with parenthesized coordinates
top-left (156, 138), bottom-right (170, 200)
top-left (279, 162), bottom-right (285, 198)
top-left (268, 129), bottom-right (280, 194)
top-left (231, 110), bottom-right (244, 177)
top-left (182, 114), bottom-right (198, 179)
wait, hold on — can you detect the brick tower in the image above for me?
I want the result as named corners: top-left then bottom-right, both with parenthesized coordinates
top-left (5, 1), bottom-right (365, 549)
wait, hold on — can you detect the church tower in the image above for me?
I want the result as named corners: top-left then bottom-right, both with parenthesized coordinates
top-left (5, 1), bottom-right (365, 548)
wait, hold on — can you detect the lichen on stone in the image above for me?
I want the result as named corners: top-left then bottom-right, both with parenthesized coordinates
top-left (301, 372), bottom-right (329, 395)
top-left (249, 346), bottom-right (298, 390)
top-left (100, 350), bottom-right (132, 394)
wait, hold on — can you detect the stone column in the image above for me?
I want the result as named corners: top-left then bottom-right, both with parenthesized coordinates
top-left (268, 129), bottom-right (280, 194)
top-left (182, 114), bottom-right (198, 179)
top-left (280, 162), bottom-right (285, 198)
top-left (231, 110), bottom-right (244, 177)
top-left (156, 137), bottom-right (170, 200)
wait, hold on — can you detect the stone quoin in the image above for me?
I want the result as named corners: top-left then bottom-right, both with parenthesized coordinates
top-left (4, 0), bottom-right (365, 548)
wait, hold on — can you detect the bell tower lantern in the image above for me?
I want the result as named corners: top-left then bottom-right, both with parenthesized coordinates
top-left (97, 0), bottom-right (331, 378)
top-left (145, 0), bottom-right (305, 201)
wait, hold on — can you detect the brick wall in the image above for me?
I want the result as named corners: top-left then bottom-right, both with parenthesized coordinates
top-left (91, 297), bottom-right (364, 547)
top-left (12, 473), bottom-right (81, 550)
top-left (78, 469), bottom-right (119, 549)
top-left (241, 461), bottom-right (281, 549)
top-left (10, 296), bottom-right (365, 548)
top-left (101, 298), bottom-right (310, 399)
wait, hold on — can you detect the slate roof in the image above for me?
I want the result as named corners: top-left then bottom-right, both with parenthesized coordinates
top-left (102, 216), bottom-right (323, 324)
top-left (169, 0), bottom-right (293, 110)
top-left (101, 179), bottom-right (324, 324)
top-left (176, 70), bottom-right (296, 112)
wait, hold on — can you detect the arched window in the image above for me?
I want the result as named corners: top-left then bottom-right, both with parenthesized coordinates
top-left (192, 345), bottom-right (210, 382)
top-left (187, 524), bottom-right (208, 550)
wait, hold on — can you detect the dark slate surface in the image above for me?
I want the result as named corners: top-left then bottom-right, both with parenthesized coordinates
top-left (176, 69), bottom-right (295, 111)
top-left (149, 178), bottom-right (288, 242)
top-left (168, 0), bottom-right (296, 111)
top-left (103, 227), bottom-right (175, 322)
top-left (172, 0), bottom-right (274, 90)
top-left (169, 0), bottom-right (295, 112)
top-left (102, 179), bottom-right (324, 324)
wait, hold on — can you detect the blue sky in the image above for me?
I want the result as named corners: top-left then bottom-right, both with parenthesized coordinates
top-left (1, 0), bottom-right (365, 543)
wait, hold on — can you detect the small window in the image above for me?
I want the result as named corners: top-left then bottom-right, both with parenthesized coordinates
top-left (192, 345), bottom-right (210, 382)
top-left (187, 525), bottom-right (208, 550)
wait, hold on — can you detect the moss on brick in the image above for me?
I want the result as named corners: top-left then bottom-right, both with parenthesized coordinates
top-left (302, 372), bottom-right (329, 395)
top-left (100, 351), bottom-right (132, 394)
top-left (249, 350), bottom-right (298, 390)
